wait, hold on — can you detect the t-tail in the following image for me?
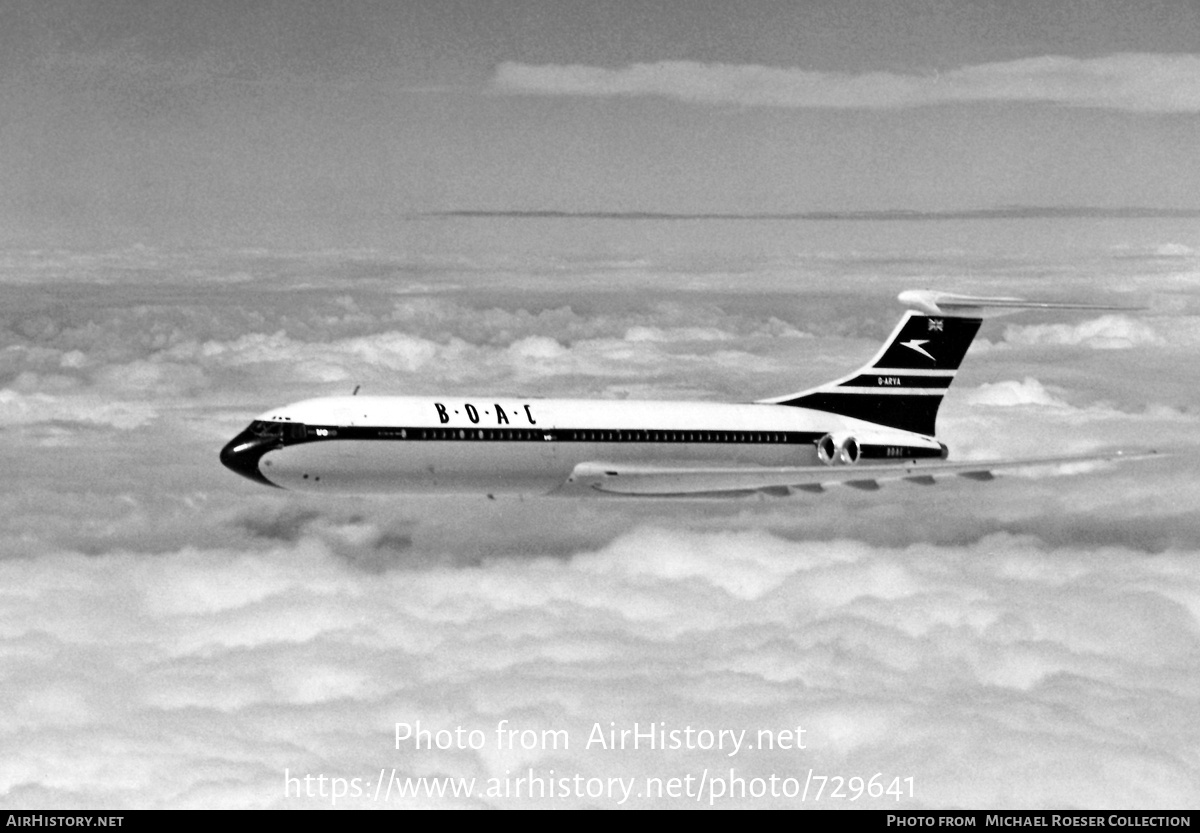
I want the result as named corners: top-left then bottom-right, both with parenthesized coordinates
top-left (759, 290), bottom-right (1141, 437)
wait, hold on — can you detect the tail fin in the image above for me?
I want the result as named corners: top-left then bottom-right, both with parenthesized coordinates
top-left (760, 290), bottom-right (1140, 437)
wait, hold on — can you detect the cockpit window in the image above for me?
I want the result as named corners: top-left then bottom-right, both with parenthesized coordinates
top-left (249, 420), bottom-right (285, 438)
top-left (248, 420), bottom-right (307, 440)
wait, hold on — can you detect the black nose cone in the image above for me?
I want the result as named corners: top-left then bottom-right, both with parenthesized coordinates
top-left (220, 430), bottom-right (281, 488)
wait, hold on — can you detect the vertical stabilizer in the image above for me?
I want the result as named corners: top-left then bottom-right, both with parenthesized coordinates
top-left (761, 290), bottom-right (1141, 436)
top-left (760, 310), bottom-right (981, 436)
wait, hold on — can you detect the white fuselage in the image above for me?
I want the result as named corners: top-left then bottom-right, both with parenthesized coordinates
top-left (237, 395), bottom-right (936, 495)
top-left (220, 293), bottom-right (1133, 497)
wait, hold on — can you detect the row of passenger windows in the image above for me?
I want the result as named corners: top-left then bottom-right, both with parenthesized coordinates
top-left (371, 428), bottom-right (800, 444)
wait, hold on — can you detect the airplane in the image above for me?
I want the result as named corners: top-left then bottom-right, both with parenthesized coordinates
top-left (219, 290), bottom-right (1151, 498)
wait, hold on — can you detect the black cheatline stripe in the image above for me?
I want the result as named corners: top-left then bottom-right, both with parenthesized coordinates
top-left (839, 374), bottom-right (954, 389)
top-left (266, 425), bottom-right (944, 460)
top-left (284, 425), bottom-right (828, 446)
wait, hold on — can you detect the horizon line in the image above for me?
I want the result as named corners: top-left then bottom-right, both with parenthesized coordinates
top-left (426, 206), bottom-right (1200, 222)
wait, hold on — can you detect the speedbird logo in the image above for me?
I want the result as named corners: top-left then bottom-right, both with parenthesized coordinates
top-left (900, 339), bottom-right (936, 361)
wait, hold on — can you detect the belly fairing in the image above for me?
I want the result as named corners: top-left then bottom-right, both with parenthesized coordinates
top-left (260, 437), bottom-right (560, 494)
top-left (259, 437), bottom-right (821, 495)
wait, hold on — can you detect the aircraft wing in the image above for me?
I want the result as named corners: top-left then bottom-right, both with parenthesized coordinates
top-left (552, 450), bottom-right (1158, 498)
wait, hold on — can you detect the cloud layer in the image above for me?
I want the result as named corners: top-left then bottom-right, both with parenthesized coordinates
top-left (2, 523), bottom-right (1198, 808)
top-left (1, 223), bottom-right (1198, 808)
top-left (494, 54), bottom-right (1200, 112)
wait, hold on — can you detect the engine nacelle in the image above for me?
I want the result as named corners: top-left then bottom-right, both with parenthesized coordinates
top-left (817, 432), bottom-right (861, 466)
top-left (816, 431), bottom-right (947, 465)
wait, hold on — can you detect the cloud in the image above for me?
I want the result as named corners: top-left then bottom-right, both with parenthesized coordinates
top-left (3, 244), bottom-right (1199, 809)
top-left (1001, 315), bottom-right (1168, 350)
top-left (2, 527), bottom-right (1198, 808)
top-left (493, 54), bottom-right (1200, 112)
top-left (0, 387), bottom-right (159, 430)
top-left (165, 315), bottom-right (792, 400)
top-left (965, 377), bottom-right (1069, 408)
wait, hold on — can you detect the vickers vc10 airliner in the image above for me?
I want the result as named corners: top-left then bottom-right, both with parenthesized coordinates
top-left (220, 290), bottom-right (1146, 497)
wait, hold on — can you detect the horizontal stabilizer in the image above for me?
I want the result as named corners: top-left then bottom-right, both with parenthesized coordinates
top-left (897, 290), bottom-right (1144, 319)
top-left (553, 450), bottom-right (1159, 498)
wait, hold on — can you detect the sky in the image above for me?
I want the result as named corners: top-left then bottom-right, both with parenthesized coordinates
top-left (2, 0), bottom-right (1199, 246)
top-left (1, 0), bottom-right (1200, 811)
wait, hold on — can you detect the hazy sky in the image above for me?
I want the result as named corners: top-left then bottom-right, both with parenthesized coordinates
top-left (3, 0), bottom-right (1199, 246)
